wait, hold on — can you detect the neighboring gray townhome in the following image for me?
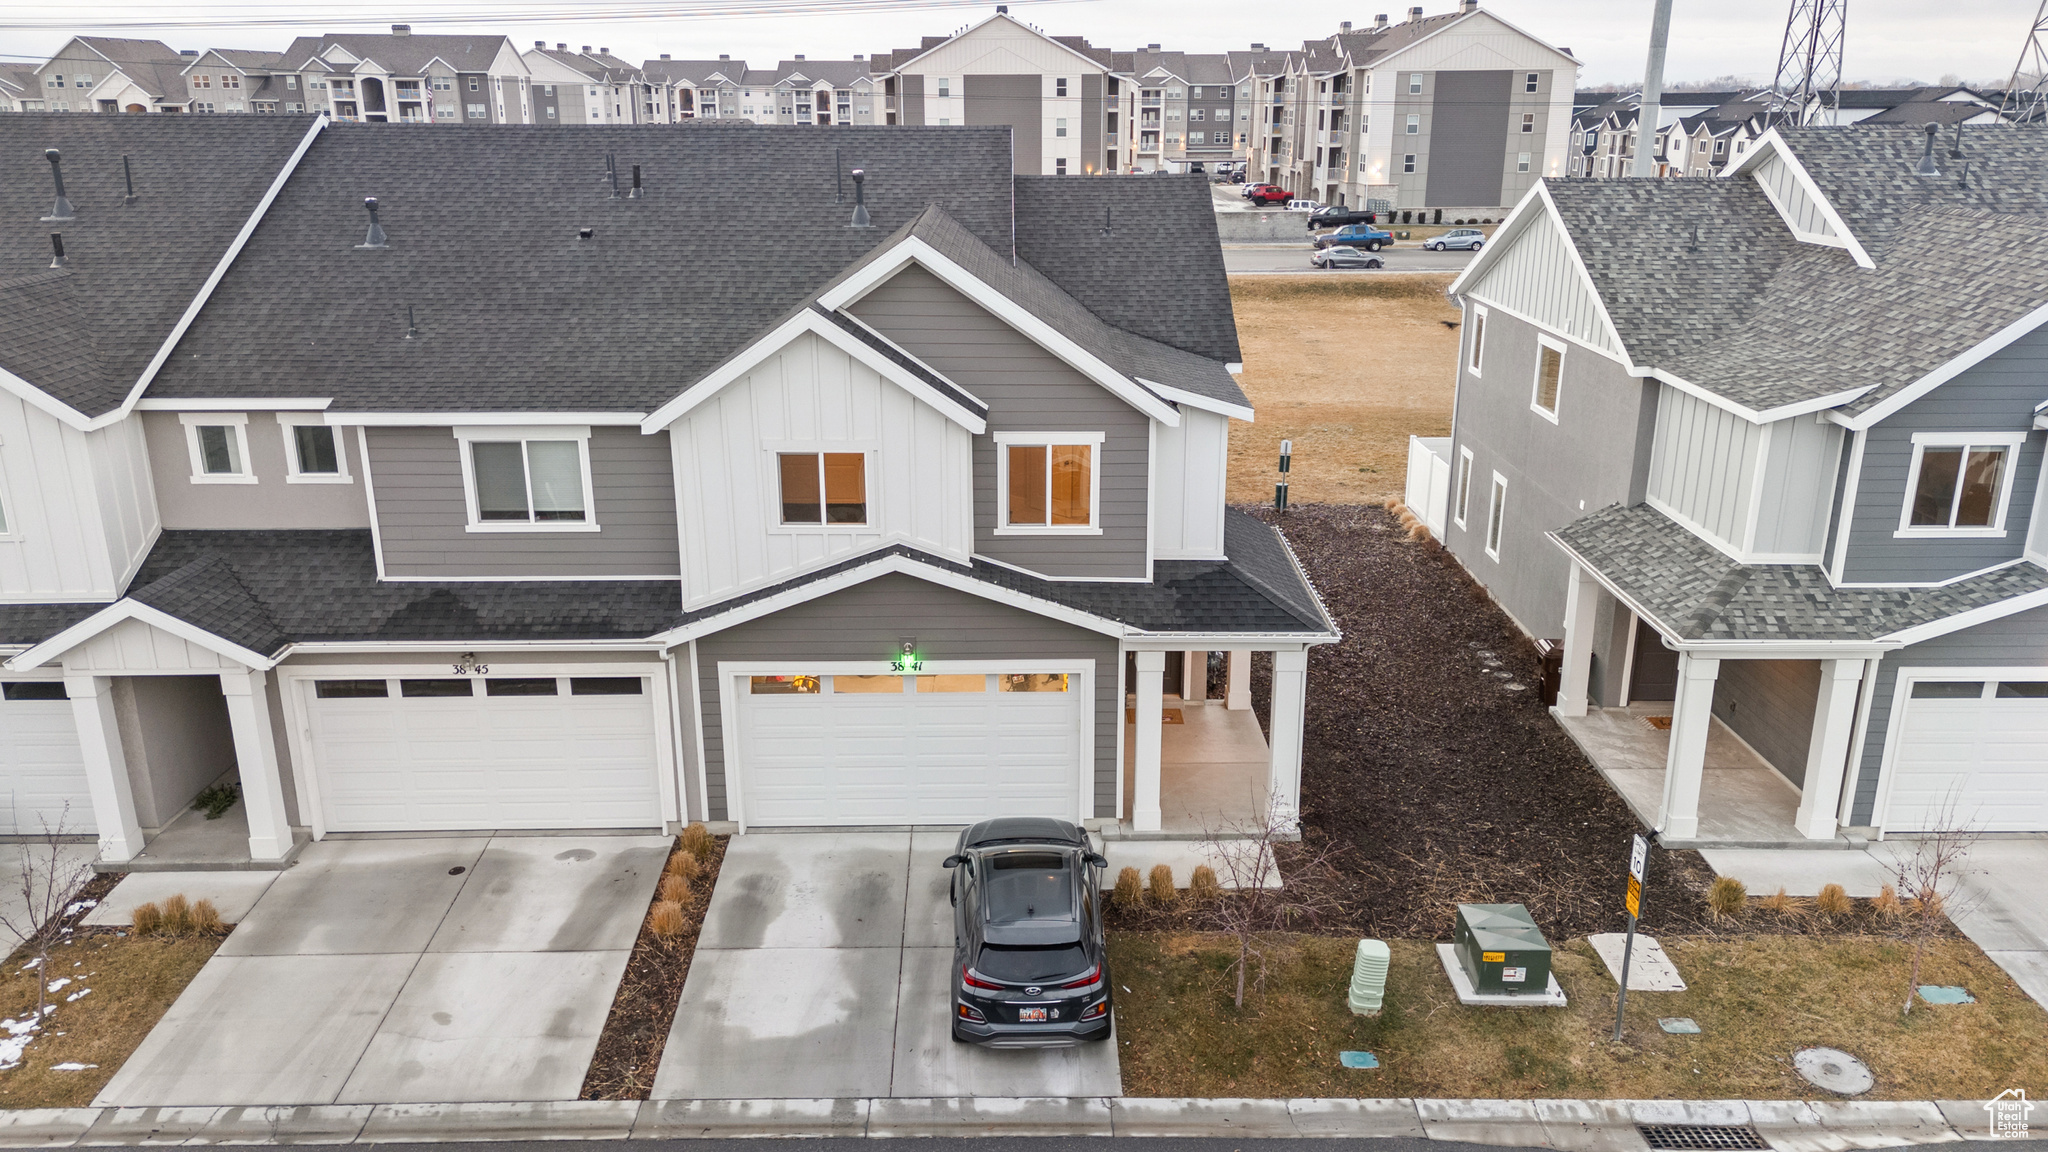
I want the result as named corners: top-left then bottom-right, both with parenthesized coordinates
top-left (0, 115), bottom-right (1334, 870)
top-left (1406, 126), bottom-right (2048, 847)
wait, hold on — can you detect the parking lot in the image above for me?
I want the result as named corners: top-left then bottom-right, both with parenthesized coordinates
top-left (1222, 244), bottom-right (1477, 275)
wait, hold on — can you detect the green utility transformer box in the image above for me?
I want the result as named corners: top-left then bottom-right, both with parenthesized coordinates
top-left (1453, 903), bottom-right (1553, 995)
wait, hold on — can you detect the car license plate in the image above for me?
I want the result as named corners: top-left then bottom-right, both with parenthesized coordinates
top-left (1018, 1007), bottom-right (1048, 1023)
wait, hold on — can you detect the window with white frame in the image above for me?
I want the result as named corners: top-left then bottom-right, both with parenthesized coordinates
top-left (1531, 336), bottom-right (1564, 421)
top-left (456, 428), bottom-right (593, 530)
top-left (1517, 152), bottom-right (1531, 173)
top-left (1898, 433), bottom-right (2026, 535)
top-left (996, 432), bottom-right (1102, 533)
top-left (1055, 77), bottom-right (1068, 96)
top-left (1405, 113), bottom-right (1419, 134)
top-left (777, 451), bottom-right (867, 526)
top-left (1454, 446), bottom-right (1474, 529)
top-left (936, 77), bottom-right (951, 97)
top-left (1402, 154), bottom-right (1415, 173)
top-left (1485, 473), bottom-right (1507, 559)
top-left (1055, 116), bottom-right (1068, 137)
top-left (277, 414), bottom-right (351, 483)
top-left (179, 413), bottom-right (256, 483)
top-left (1525, 72), bottom-right (1539, 93)
top-left (1520, 112), bottom-right (1535, 133)
top-left (1408, 73), bottom-right (1422, 94)
top-left (1467, 307), bottom-right (1486, 375)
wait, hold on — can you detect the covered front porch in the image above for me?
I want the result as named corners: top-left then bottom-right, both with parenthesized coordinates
top-left (1113, 646), bottom-right (1305, 840)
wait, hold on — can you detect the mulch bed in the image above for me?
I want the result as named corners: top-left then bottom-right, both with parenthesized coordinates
top-left (1113, 502), bottom-right (1908, 942)
top-left (579, 835), bottom-right (727, 1100)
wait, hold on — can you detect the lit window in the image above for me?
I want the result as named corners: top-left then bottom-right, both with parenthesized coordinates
top-left (1903, 437), bottom-right (2023, 533)
top-left (1521, 112), bottom-right (1535, 133)
top-left (751, 675), bottom-right (821, 694)
top-left (778, 452), bottom-right (867, 525)
top-left (191, 75), bottom-right (209, 89)
top-left (222, 75), bottom-right (240, 89)
top-left (1532, 337), bottom-right (1564, 420)
top-left (1000, 673), bottom-right (1068, 692)
top-left (460, 431), bottom-right (592, 529)
top-left (999, 434), bottom-right (1100, 531)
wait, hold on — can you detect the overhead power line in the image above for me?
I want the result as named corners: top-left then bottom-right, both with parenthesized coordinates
top-left (0, 0), bottom-right (1087, 32)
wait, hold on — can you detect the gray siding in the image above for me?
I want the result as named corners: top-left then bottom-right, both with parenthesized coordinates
top-left (114, 675), bottom-right (237, 831)
top-left (693, 573), bottom-right (1119, 821)
top-left (1711, 658), bottom-right (1819, 787)
top-left (965, 74), bottom-right (1040, 175)
top-left (1496, 69), bottom-right (1555, 208)
top-left (1850, 602), bottom-right (2048, 825)
top-left (145, 413), bottom-right (372, 531)
top-left (1841, 326), bottom-right (2048, 583)
top-left (1752, 414), bottom-right (1844, 559)
top-left (367, 426), bottom-right (681, 578)
top-left (899, 74), bottom-right (924, 125)
top-left (1445, 305), bottom-right (1657, 652)
top-left (1081, 73), bottom-right (1103, 172)
top-left (1426, 70), bottom-right (1510, 209)
top-left (849, 264), bottom-right (1150, 579)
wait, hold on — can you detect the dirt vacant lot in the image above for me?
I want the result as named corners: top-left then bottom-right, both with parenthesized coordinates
top-left (1226, 274), bottom-right (1461, 505)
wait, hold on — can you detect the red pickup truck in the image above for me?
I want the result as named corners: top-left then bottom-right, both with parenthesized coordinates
top-left (1241, 183), bottom-right (1294, 206)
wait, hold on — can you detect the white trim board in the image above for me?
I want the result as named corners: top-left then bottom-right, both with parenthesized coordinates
top-left (5, 600), bottom-right (278, 672)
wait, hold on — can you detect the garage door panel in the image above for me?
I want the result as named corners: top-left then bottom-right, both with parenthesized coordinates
top-left (0, 695), bottom-right (93, 837)
top-left (307, 675), bottom-right (663, 832)
top-left (1889, 682), bottom-right (2048, 833)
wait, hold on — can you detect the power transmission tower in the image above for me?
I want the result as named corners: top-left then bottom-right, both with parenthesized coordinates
top-left (1999, 0), bottom-right (2048, 124)
top-left (1767, 0), bottom-right (1847, 128)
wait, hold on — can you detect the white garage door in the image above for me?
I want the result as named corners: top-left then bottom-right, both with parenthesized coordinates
top-left (304, 674), bottom-right (663, 832)
top-left (737, 671), bottom-right (1085, 827)
top-left (0, 682), bottom-right (94, 837)
top-left (1886, 675), bottom-right (2048, 833)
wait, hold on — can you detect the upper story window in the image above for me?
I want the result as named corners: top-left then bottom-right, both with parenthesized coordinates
top-left (1485, 472), bottom-right (1508, 560)
top-left (1521, 113), bottom-right (1535, 133)
top-left (286, 75), bottom-right (298, 89)
top-left (278, 414), bottom-right (351, 484)
top-left (1408, 73), bottom-right (1423, 94)
top-left (456, 427), bottom-right (593, 531)
top-left (996, 432), bottom-right (1102, 534)
top-left (778, 451), bottom-right (867, 526)
top-left (1405, 114), bottom-right (1419, 134)
top-left (190, 75), bottom-right (210, 89)
top-left (1055, 117), bottom-right (1068, 136)
top-left (1467, 306), bottom-right (1486, 376)
top-left (1531, 336), bottom-right (1564, 422)
top-left (1453, 446), bottom-right (1474, 529)
top-left (179, 413), bottom-right (255, 484)
top-left (1525, 72), bottom-right (1539, 93)
top-left (1899, 433), bottom-right (2026, 537)
top-left (1055, 77), bottom-right (1068, 97)
top-left (936, 77), bottom-right (951, 97)
top-left (221, 75), bottom-right (241, 89)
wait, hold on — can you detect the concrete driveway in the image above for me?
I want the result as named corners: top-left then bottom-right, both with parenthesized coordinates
top-left (1702, 837), bottom-right (2048, 1008)
top-left (96, 833), bottom-right (669, 1106)
top-left (651, 831), bottom-right (1120, 1099)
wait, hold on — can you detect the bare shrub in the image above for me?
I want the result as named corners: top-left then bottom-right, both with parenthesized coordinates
top-left (1816, 883), bottom-right (1852, 917)
top-left (0, 806), bottom-right (95, 1023)
top-left (1146, 864), bottom-right (1178, 909)
top-left (191, 899), bottom-right (223, 934)
top-left (648, 901), bottom-right (686, 938)
top-left (659, 874), bottom-right (691, 904)
top-left (1200, 790), bottom-right (1343, 1008)
top-left (1706, 876), bottom-right (1746, 917)
top-left (1885, 800), bottom-right (1980, 1017)
top-left (131, 902), bottom-right (163, 937)
top-left (160, 894), bottom-right (193, 935)
top-left (679, 823), bottom-right (714, 861)
top-left (1187, 865), bottom-right (1221, 903)
top-left (1112, 866), bottom-right (1144, 912)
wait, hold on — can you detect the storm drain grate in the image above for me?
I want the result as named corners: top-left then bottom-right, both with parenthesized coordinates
top-left (1637, 1124), bottom-right (1769, 1151)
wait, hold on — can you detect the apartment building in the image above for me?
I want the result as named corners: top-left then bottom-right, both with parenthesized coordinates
top-left (524, 44), bottom-right (662, 124)
top-left (30, 37), bottom-right (195, 115)
top-left (1115, 49), bottom-right (1246, 173)
top-left (639, 57), bottom-right (747, 119)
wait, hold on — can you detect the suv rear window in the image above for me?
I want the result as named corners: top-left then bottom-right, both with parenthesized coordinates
top-left (975, 943), bottom-right (1089, 983)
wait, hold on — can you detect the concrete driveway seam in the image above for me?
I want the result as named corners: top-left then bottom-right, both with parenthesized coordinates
top-left (0, 1098), bottom-right (2013, 1145)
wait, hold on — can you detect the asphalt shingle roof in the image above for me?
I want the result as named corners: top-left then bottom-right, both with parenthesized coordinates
top-left (1552, 503), bottom-right (2048, 643)
top-left (0, 114), bottom-right (316, 416)
top-left (278, 33), bottom-right (520, 77)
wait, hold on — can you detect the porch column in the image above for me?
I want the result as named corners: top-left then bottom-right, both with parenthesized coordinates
top-left (1657, 653), bottom-right (1719, 841)
top-left (1557, 561), bottom-right (1600, 717)
top-left (1267, 649), bottom-right (1309, 831)
top-left (1225, 650), bottom-right (1251, 710)
top-left (1794, 659), bottom-right (1865, 840)
top-left (220, 669), bottom-right (292, 862)
top-left (1133, 651), bottom-right (1165, 832)
top-left (64, 675), bottom-right (143, 863)
top-left (1183, 651), bottom-right (1207, 702)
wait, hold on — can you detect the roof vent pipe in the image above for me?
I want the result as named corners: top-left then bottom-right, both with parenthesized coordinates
top-left (122, 155), bottom-right (137, 204)
top-left (579, 226), bottom-right (594, 240)
top-left (356, 197), bottom-right (388, 248)
top-left (1373, 14), bottom-right (1388, 29)
top-left (48, 232), bottom-right (66, 269)
top-left (850, 168), bottom-right (872, 228)
top-left (1408, 6), bottom-right (1423, 22)
top-left (557, 43), bottom-right (567, 51)
top-left (660, 53), bottom-right (671, 60)
top-left (835, 146), bottom-right (844, 203)
top-left (42, 149), bottom-right (74, 222)
top-left (630, 164), bottom-right (642, 199)
top-left (391, 24), bottom-right (410, 35)
top-left (405, 304), bottom-right (418, 339)
top-left (1913, 122), bottom-right (1942, 177)
top-left (1340, 21), bottom-right (1352, 32)
top-left (535, 41), bottom-right (546, 49)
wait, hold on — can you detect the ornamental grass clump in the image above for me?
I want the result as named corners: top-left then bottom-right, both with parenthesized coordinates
top-left (160, 894), bottom-right (194, 935)
top-left (659, 874), bottom-right (691, 904)
top-left (666, 850), bottom-right (701, 883)
top-left (1112, 866), bottom-right (1144, 912)
top-left (1706, 876), bottom-right (1747, 918)
top-left (648, 901), bottom-right (686, 939)
top-left (680, 822), bottom-right (715, 861)
top-left (1816, 883), bottom-right (1853, 918)
top-left (131, 901), bottom-right (163, 936)
top-left (191, 899), bottom-right (223, 934)
top-left (1146, 864), bottom-right (1178, 909)
top-left (1760, 886), bottom-right (1796, 915)
top-left (1187, 864), bottom-right (1221, 903)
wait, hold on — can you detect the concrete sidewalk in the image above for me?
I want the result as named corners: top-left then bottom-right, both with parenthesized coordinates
top-left (0, 1096), bottom-right (2015, 1145)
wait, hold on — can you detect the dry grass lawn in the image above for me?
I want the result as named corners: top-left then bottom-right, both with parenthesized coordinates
top-left (1111, 932), bottom-right (2048, 1100)
top-left (1227, 275), bottom-right (1461, 505)
top-left (0, 932), bottom-right (220, 1108)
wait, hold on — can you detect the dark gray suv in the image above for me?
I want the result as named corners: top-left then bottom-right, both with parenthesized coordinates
top-left (944, 817), bottom-right (1112, 1047)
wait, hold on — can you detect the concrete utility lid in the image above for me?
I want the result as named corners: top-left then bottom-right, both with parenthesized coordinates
top-left (1589, 933), bottom-right (1688, 991)
top-left (1793, 1046), bottom-right (1875, 1095)
top-left (1658, 1017), bottom-right (1701, 1034)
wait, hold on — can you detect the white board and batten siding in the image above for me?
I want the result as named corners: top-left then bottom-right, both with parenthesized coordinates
top-left (1750, 151), bottom-right (1841, 245)
top-left (667, 330), bottom-right (974, 610)
top-left (1153, 408), bottom-right (1229, 560)
top-left (1647, 383), bottom-right (1842, 561)
top-left (1461, 207), bottom-right (1623, 359)
top-left (0, 398), bottom-right (158, 602)
top-left (57, 617), bottom-right (243, 674)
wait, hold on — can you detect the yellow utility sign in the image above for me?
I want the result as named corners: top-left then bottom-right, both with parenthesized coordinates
top-left (1482, 951), bottom-right (1505, 962)
top-left (1625, 876), bottom-right (1641, 918)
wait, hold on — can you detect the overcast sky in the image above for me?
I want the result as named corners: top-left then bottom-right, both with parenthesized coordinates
top-left (1, 0), bottom-right (2035, 88)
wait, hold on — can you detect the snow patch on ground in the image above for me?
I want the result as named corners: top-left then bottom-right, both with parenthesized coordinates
top-left (45, 978), bottom-right (69, 993)
top-left (49, 1063), bottom-right (96, 1071)
top-left (65, 988), bottom-right (88, 1002)
top-left (62, 900), bottom-right (97, 916)
top-left (0, 1008), bottom-right (54, 1070)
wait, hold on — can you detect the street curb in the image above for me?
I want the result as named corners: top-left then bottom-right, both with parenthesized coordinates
top-left (0, 1098), bottom-right (2012, 1144)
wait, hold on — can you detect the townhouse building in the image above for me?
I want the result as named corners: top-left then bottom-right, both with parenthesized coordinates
top-left (0, 115), bottom-right (1333, 865)
top-left (30, 38), bottom-right (195, 115)
top-left (638, 57), bottom-right (747, 119)
top-left (1116, 49), bottom-right (1246, 173)
top-left (524, 44), bottom-right (662, 125)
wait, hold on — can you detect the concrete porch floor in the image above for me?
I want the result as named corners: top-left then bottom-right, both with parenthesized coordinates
top-left (1555, 703), bottom-right (1846, 849)
top-left (108, 797), bottom-right (306, 874)
top-left (1118, 697), bottom-right (1269, 837)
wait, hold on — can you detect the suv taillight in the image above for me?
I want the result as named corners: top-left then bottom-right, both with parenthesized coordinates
top-left (1059, 964), bottom-right (1102, 989)
top-left (962, 965), bottom-right (1005, 992)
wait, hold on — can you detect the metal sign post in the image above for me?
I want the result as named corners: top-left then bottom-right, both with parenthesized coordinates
top-left (1613, 833), bottom-right (1647, 1041)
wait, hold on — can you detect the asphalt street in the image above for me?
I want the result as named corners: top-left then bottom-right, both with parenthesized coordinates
top-left (1223, 244), bottom-right (1477, 274)
top-left (210, 1139), bottom-right (2048, 1152)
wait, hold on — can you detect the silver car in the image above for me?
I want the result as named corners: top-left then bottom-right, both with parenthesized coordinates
top-left (1426, 228), bottom-right (1485, 252)
top-left (1310, 246), bottom-right (1384, 270)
